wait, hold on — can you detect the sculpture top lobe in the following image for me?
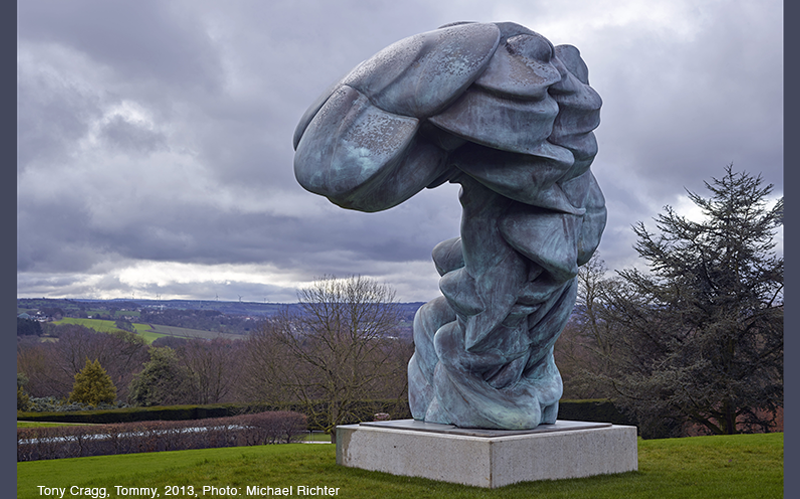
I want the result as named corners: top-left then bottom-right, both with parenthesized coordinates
top-left (293, 22), bottom-right (606, 430)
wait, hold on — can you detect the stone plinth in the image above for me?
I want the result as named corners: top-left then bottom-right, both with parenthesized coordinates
top-left (336, 419), bottom-right (638, 488)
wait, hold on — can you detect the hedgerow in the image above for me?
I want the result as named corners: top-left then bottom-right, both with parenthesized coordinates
top-left (17, 410), bottom-right (307, 461)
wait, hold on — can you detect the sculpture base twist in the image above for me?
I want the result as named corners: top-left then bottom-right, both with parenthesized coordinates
top-left (336, 419), bottom-right (638, 488)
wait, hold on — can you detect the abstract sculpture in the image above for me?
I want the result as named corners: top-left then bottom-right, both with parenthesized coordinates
top-left (293, 22), bottom-right (606, 430)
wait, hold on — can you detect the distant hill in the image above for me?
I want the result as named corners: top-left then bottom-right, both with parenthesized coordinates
top-left (18, 298), bottom-right (425, 342)
top-left (17, 298), bottom-right (425, 322)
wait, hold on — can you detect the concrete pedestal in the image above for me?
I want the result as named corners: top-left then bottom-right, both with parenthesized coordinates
top-left (336, 419), bottom-right (638, 488)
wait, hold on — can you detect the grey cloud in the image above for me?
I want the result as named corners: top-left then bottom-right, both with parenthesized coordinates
top-left (16, 67), bottom-right (103, 170)
top-left (99, 116), bottom-right (168, 155)
top-left (18, 0), bottom-right (225, 93)
top-left (17, 0), bottom-right (783, 301)
top-left (589, 7), bottom-right (782, 198)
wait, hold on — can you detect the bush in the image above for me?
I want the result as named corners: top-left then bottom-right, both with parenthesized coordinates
top-left (24, 396), bottom-right (127, 414)
top-left (127, 347), bottom-right (193, 406)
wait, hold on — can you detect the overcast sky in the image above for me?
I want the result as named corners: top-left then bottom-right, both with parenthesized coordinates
top-left (17, 0), bottom-right (783, 304)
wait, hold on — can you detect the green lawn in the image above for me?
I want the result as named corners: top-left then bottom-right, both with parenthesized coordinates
top-left (17, 433), bottom-right (782, 499)
top-left (304, 432), bottom-right (334, 442)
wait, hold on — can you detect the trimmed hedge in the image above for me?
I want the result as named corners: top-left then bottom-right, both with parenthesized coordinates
top-left (557, 399), bottom-right (637, 426)
top-left (18, 411), bottom-right (307, 462)
top-left (17, 404), bottom-right (242, 424)
top-left (18, 399), bottom-right (633, 430)
top-left (17, 399), bottom-right (412, 431)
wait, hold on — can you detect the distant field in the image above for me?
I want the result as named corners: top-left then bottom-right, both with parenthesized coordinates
top-left (84, 309), bottom-right (141, 318)
top-left (146, 324), bottom-right (244, 341)
top-left (53, 318), bottom-right (138, 333)
top-left (52, 317), bottom-right (244, 343)
top-left (133, 328), bottom-right (166, 344)
top-left (50, 318), bottom-right (241, 344)
top-left (52, 318), bottom-right (166, 344)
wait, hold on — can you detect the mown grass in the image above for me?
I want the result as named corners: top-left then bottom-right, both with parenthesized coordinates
top-left (304, 432), bottom-right (334, 442)
top-left (17, 433), bottom-right (782, 499)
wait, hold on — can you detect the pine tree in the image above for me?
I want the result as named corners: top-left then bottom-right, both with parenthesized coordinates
top-left (601, 165), bottom-right (783, 437)
top-left (69, 358), bottom-right (117, 406)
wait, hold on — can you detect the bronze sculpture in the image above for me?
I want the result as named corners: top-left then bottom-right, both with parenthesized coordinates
top-left (293, 21), bottom-right (605, 429)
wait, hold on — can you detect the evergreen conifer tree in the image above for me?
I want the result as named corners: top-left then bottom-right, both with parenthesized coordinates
top-left (70, 358), bottom-right (117, 406)
top-left (600, 165), bottom-right (783, 437)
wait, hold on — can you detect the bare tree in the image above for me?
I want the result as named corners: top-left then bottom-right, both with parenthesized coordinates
top-left (177, 338), bottom-right (243, 404)
top-left (244, 276), bottom-right (406, 433)
top-left (17, 325), bottom-right (149, 401)
top-left (555, 254), bottom-right (623, 399)
top-left (238, 318), bottom-right (296, 405)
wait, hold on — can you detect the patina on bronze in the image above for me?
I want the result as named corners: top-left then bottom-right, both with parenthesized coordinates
top-left (293, 22), bottom-right (605, 430)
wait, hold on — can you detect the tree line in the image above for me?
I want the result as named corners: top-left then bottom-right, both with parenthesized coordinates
top-left (17, 276), bottom-right (412, 433)
top-left (17, 166), bottom-right (783, 439)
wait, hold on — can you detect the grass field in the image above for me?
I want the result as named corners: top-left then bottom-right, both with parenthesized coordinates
top-left (146, 323), bottom-right (244, 341)
top-left (17, 433), bottom-right (782, 499)
top-left (53, 318), bottom-right (136, 333)
top-left (52, 318), bottom-right (167, 344)
top-left (50, 318), bottom-right (244, 344)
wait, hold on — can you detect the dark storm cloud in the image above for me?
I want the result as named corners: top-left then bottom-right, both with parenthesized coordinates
top-left (19, 181), bottom-right (460, 273)
top-left (17, 0), bottom-right (783, 301)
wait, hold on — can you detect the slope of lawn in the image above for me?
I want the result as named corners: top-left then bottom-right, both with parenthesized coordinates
top-left (17, 432), bottom-right (782, 499)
